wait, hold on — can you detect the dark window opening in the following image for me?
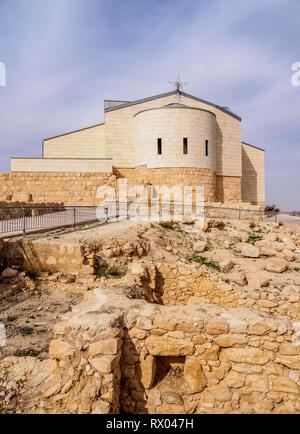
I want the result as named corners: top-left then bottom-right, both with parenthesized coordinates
top-left (157, 138), bottom-right (162, 155)
top-left (183, 138), bottom-right (188, 155)
top-left (205, 140), bottom-right (209, 157)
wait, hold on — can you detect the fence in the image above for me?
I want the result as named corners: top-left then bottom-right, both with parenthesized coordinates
top-left (0, 202), bottom-right (266, 236)
top-left (0, 206), bottom-right (107, 235)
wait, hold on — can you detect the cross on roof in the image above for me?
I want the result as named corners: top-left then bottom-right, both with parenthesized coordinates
top-left (168, 74), bottom-right (189, 94)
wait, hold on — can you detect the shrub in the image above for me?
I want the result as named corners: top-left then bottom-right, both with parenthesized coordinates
top-left (159, 221), bottom-right (183, 233)
top-left (188, 255), bottom-right (220, 271)
top-left (215, 221), bottom-right (225, 230)
top-left (18, 327), bottom-right (34, 336)
top-left (248, 233), bottom-right (263, 245)
top-left (14, 348), bottom-right (40, 357)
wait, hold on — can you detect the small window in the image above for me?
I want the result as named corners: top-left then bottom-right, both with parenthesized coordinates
top-left (205, 140), bottom-right (209, 157)
top-left (157, 138), bottom-right (162, 155)
top-left (183, 138), bottom-right (188, 155)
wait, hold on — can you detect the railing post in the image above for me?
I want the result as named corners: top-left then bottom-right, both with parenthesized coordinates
top-left (104, 205), bottom-right (109, 223)
top-left (22, 207), bottom-right (26, 235)
top-left (73, 208), bottom-right (76, 227)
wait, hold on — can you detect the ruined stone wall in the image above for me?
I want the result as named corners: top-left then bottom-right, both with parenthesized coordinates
top-left (33, 294), bottom-right (300, 414)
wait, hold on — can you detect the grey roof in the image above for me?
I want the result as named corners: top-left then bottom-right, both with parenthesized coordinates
top-left (104, 90), bottom-right (242, 121)
top-left (242, 142), bottom-right (265, 152)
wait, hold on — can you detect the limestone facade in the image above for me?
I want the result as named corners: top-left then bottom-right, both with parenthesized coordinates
top-left (4, 90), bottom-right (265, 206)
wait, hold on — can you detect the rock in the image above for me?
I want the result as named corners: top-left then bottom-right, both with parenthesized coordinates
top-left (1, 268), bottom-right (18, 278)
top-left (260, 246), bottom-right (277, 257)
top-left (241, 244), bottom-right (260, 258)
top-left (279, 343), bottom-right (299, 356)
top-left (90, 355), bottom-right (119, 374)
top-left (206, 320), bottom-right (229, 335)
top-left (193, 241), bottom-right (207, 253)
top-left (206, 384), bottom-right (232, 402)
top-left (274, 355), bottom-right (300, 369)
top-left (184, 357), bottom-right (207, 394)
top-left (245, 375), bottom-right (269, 392)
top-left (128, 261), bottom-right (145, 275)
top-left (145, 335), bottom-right (194, 356)
top-left (161, 392), bottom-right (183, 405)
top-left (256, 300), bottom-right (278, 309)
top-left (219, 260), bottom-right (234, 273)
top-left (89, 339), bottom-right (120, 356)
top-left (228, 271), bottom-right (247, 286)
top-left (49, 338), bottom-right (75, 360)
top-left (140, 356), bottom-right (156, 389)
top-left (43, 374), bottom-right (62, 398)
top-left (282, 250), bottom-right (295, 262)
top-left (265, 258), bottom-right (288, 273)
top-left (60, 273), bottom-right (76, 284)
top-left (271, 376), bottom-right (299, 394)
top-left (91, 400), bottom-right (111, 414)
top-left (214, 334), bottom-right (249, 348)
top-left (221, 348), bottom-right (269, 365)
top-left (224, 371), bottom-right (245, 388)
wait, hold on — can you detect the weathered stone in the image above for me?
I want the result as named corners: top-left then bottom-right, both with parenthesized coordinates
top-left (43, 374), bottom-right (62, 398)
top-left (90, 355), bottom-right (118, 374)
top-left (214, 334), bottom-right (249, 348)
top-left (206, 384), bottom-right (232, 402)
top-left (274, 355), bottom-right (300, 369)
top-left (249, 322), bottom-right (271, 335)
top-left (1, 267), bottom-right (18, 278)
top-left (245, 375), bottom-right (269, 392)
top-left (206, 320), bottom-right (229, 335)
top-left (219, 260), bottom-right (234, 273)
top-left (228, 272), bottom-right (247, 286)
top-left (265, 258), bottom-right (288, 273)
top-left (279, 343), bottom-right (299, 356)
top-left (89, 339), bottom-right (120, 356)
top-left (49, 338), bottom-right (75, 360)
top-left (224, 371), bottom-right (245, 388)
top-left (145, 335), bottom-right (194, 356)
top-left (140, 356), bottom-right (156, 389)
top-left (241, 244), bottom-right (260, 258)
top-left (203, 344), bottom-right (220, 361)
top-left (184, 357), bottom-right (207, 394)
top-left (271, 376), bottom-right (299, 394)
top-left (193, 241), bottom-right (207, 253)
top-left (221, 348), bottom-right (269, 365)
top-left (161, 392), bottom-right (183, 405)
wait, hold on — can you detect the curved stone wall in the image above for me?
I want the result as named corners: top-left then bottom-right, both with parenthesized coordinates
top-left (134, 106), bottom-right (217, 170)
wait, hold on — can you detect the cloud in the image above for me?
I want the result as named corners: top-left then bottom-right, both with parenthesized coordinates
top-left (0, 0), bottom-right (299, 210)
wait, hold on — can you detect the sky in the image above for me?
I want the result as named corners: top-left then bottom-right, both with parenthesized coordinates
top-left (0, 0), bottom-right (299, 210)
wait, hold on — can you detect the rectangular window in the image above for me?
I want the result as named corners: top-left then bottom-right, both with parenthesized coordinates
top-left (183, 138), bottom-right (188, 155)
top-left (205, 140), bottom-right (209, 157)
top-left (157, 138), bottom-right (162, 155)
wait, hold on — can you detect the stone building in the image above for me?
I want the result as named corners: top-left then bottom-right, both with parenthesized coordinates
top-left (3, 90), bottom-right (265, 206)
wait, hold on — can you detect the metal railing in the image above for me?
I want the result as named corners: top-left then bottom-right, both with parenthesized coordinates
top-left (0, 205), bottom-right (107, 236)
top-left (0, 202), bottom-right (268, 236)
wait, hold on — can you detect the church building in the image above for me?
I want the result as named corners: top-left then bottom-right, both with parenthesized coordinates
top-left (9, 88), bottom-right (265, 206)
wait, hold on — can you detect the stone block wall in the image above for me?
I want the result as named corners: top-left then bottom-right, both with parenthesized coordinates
top-left (115, 167), bottom-right (216, 202)
top-left (242, 143), bottom-right (265, 206)
top-left (216, 176), bottom-right (241, 203)
top-left (0, 172), bottom-right (114, 205)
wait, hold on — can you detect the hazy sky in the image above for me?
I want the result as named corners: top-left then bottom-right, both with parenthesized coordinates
top-left (0, 0), bottom-right (299, 210)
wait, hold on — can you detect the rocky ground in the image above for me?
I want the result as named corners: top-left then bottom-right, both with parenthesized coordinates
top-left (0, 218), bottom-right (299, 414)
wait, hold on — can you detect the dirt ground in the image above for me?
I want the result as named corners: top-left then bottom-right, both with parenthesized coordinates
top-left (0, 273), bottom-right (84, 360)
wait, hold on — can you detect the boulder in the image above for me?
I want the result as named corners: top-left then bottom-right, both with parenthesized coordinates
top-left (221, 348), bottom-right (269, 365)
top-left (265, 258), bottom-right (288, 273)
top-left (219, 260), bottom-right (234, 273)
top-left (193, 241), bottom-right (207, 253)
top-left (140, 356), bottom-right (156, 389)
top-left (145, 335), bottom-right (194, 356)
top-left (241, 244), bottom-right (260, 258)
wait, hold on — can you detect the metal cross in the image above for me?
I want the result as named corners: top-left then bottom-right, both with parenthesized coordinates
top-left (168, 74), bottom-right (189, 95)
